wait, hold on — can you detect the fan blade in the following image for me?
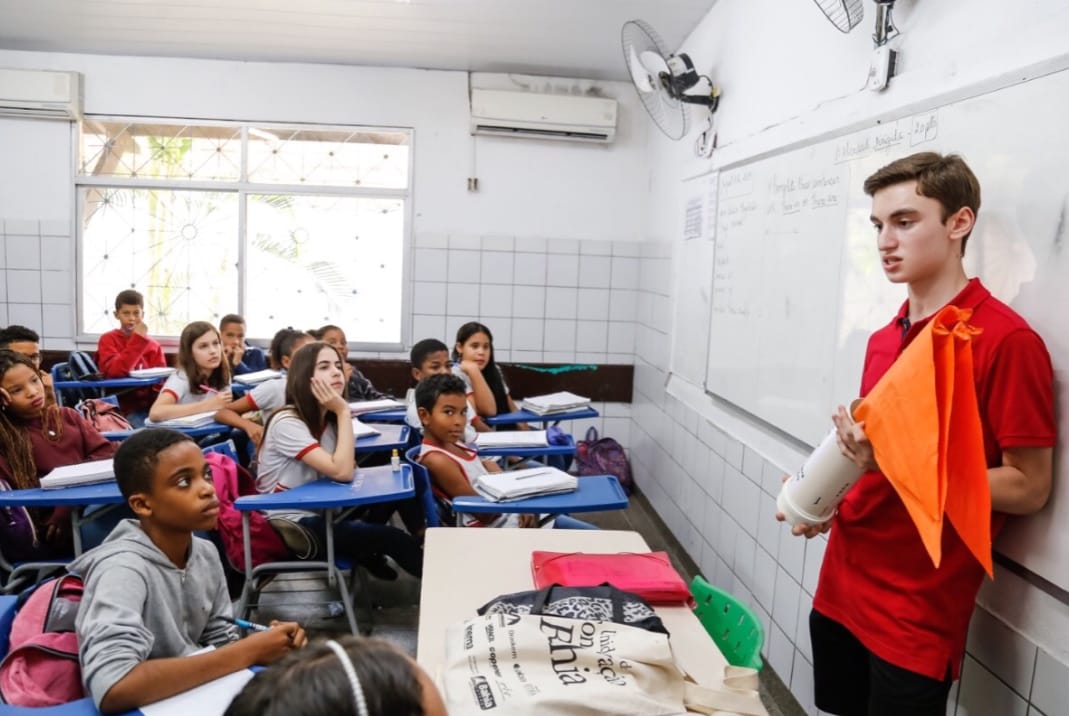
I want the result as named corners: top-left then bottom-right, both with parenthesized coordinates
top-left (627, 45), bottom-right (656, 93)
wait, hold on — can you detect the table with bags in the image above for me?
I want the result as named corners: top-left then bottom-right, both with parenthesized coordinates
top-left (417, 528), bottom-right (767, 715)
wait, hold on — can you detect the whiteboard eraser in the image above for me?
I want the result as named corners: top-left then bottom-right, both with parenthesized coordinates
top-left (866, 46), bottom-right (897, 92)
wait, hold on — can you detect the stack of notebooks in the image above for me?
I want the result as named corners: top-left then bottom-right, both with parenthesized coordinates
top-left (129, 367), bottom-right (176, 379)
top-left (473, 467), bottom-right (577, 502)
top-left (349, 398), bottom-right (404, 415)
top-left (233, 369), bottom-right (282, 385)
top-left (474, 430), bottom-right (549, 449)
top-left (41, 459), bottom-right (115, 489)
top-left (519, 391), bottom-right (592, 416)
top-left (145, 411), bottom-right (218, 429)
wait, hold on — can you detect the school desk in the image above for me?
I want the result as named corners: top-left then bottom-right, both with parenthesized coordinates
top-left (356, 406), bottom-right (407, 423)
top-left (232, 464), bottom-right (415, 635)
top-left (356, 423), bottom-right (410, 453)
top-left (449, 473), bottom-right (626, 516)
top-left (103, 421), bottom-right (234, 441)
top-left (482, 405), bottom-right (600, 427)
top-left (474, 432), bottom-right (576, 459)
top-left (0, 482), bottom-right (124, 555)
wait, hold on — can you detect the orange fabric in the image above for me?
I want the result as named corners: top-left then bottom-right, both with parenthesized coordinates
top-left (853, 305), bottom-right (992, 576)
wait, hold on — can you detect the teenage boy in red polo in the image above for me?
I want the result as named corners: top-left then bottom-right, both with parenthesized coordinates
top-left (780, 152), bottom-right (1056, 715)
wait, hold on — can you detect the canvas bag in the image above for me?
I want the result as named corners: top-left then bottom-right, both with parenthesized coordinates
top-left (76, 398), bottom-right (133, 433)
top-left (442, 612), bottom-right (764, 716)
top-left (575, 427), bottom-right (634, 495)
top-left (478, 583), bottom-right (669, 635)
top-left (0, 575), bottom-right (85, 707)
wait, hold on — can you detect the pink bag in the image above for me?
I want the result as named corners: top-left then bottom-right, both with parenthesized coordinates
top-left (76, 398), bottom-right (133, 433)
top-left (206, 452), bottom-right (290, 570)
top-left (531, 550), bottom-right (694, 605)
top-left (0, 575), bottom-right (85, 707)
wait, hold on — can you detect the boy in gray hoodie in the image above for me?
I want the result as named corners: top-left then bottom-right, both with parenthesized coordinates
top-left (72, 428), bottom-right (308, 714)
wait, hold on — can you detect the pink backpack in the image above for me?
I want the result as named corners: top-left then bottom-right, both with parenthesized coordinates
top-left (0, 575), bottom-right (86, 707)
top-left (76, 398), bottom-right (133, 433)
top-left (575, 427), bottom-right (635, 495)
top-left (207, 451), bottom-right (290, 570)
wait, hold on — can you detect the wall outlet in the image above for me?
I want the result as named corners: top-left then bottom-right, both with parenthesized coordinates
top-left (866, 46), bottom-right (898, 92)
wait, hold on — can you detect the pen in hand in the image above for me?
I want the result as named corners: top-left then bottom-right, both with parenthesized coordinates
top-left (222, 616), bottom-right (270, 632)
top-left (199, 384), bottom-right (219, 394)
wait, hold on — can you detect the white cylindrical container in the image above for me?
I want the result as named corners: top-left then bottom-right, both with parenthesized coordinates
top-left (777, 421), bottom-right (865, 526)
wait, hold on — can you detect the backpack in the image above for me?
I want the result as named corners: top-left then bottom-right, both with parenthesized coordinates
top-left (206, 452), bottom-right (290, 570)
top-left (0, 574), bottom-right (85, 707)
top-left (575, 427), bottom-right (634, 495)
top-left (0, 479), bottom-right (38, 564)
top-left (76, 398), bottom-right (133, 433)
top-left (66, 351), bottom-right (102, 382)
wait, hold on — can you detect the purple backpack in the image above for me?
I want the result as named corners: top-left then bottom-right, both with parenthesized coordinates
top-left (0, 479), bottom-right (39, 564)
top-left (575, 427), bottom-right (634, 495)
top-left (0, 574), bottom-right (85, 707)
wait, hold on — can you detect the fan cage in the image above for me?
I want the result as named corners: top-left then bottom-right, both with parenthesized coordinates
top-left (813, 0), bottom-right (864, 33)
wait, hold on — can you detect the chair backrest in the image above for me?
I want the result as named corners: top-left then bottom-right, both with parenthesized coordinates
top-left (404, 445), bottom-right (441, 528)
top-left (689, 575), bottom-right (764, 671)
top-left (203, 439), bottom-right (239, 464)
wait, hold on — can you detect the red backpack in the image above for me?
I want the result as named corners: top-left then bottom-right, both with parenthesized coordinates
top-left (76, 398), bottom-right (133, 433)
top-left (0, 575), bottom-right (86, 707)
top-left (206, 451), bottom-right (290, 570)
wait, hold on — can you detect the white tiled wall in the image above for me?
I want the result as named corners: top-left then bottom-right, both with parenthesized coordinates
top-left (629, 241), bottom-right (1069, 716)
top-left (0, 218), bottom-right (77, 351)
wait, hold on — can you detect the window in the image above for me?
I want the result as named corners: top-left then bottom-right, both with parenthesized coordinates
top-left (76, 120), bottom-right (411, 346)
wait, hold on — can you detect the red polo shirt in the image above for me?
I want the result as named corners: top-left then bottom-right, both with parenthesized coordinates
top-left (813, 278), bottom-right (1055, 680)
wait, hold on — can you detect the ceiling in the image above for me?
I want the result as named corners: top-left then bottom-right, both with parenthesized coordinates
top-left (0, 0), bottom-right (716, 81)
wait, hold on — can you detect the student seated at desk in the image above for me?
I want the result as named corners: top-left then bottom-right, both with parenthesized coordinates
top-left (149, 321), bottom-right (233, 423)
top-left (0, 350), bottom-right (118, 560)
top-left (72, 428), bottom-right (308, 714)
top-left (256, 342), bottom-right (423, 579)
top-left (225, 635), bottom-right (447, 716)
top-left (416, 374), bottom-right (594, 530)
top-left (312, 323), bottom-right (393, 401)
top-left (451, 321), bottom-right (518, 419)
top-left (215, 328), bottom-right (312, 447)
top-left (0, 324), bottom-right (55, 407)
top-left (219, 313), bottom-right (268, 376)
top-left (404, 337), bottom-right (487, 441)
top-left (96, 289), bottom-right (167, 424)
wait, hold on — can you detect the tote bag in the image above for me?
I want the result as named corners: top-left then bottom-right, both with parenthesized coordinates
top-left (442, 612), bottom-right (764, 716)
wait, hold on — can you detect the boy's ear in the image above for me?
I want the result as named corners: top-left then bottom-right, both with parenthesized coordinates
top-left (127, 492), bottom-right (153, 518)
top-left (417, 406), bottom-right (431, 426)
top-left (411, 367), bottom-right (421, 382)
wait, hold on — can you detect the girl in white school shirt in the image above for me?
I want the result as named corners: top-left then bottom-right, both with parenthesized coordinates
top-left (256, 342), bottom-right (422, 578)
top-left (148, 321), bottom-right (232, 422)
top-left (452, 321), bottom-right (517, 418)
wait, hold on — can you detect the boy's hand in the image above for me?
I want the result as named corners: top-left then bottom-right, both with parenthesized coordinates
top-left (833, 406), bottom-right (878, 471)
top-left (132, 320), bottom-right (149, 337)
top-left (243, 621), bottom-right (307, 664)
top-left (310, 376), bottom-right (348, 414)
top-left (246, 423), bottom-right (264, 446)
top-left (225, 344), bottom-right (245, 368)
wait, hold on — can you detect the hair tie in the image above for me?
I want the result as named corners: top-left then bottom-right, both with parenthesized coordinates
top-left (325, 639), bottom-right (369, 716)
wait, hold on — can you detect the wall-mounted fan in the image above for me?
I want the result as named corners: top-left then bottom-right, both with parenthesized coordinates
top-left (622, 19), bottom-right (720, 142)
top-left (812, 0), bottom-right (864, 33)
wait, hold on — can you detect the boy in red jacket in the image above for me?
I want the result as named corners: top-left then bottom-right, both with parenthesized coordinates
top-left (96, 289), bottom-right (167, 425)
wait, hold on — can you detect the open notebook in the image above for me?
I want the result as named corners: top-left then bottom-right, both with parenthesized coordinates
top-left (139, 646), bottom-right (255, 716)
top-left (145, 410), bottom-right (218, 429)
top-left (349, 398), bottom-right (404, 415)
top-left (41, 459), bottom-right (115, 489)
top-left (473, 467), bottom-right (577, 502)
top-left (519, 391), bottom-right (592, 415)
top-left (232, 369), bottom-right (282, 385)
top-left (474, 430), bottom-right (549, 449)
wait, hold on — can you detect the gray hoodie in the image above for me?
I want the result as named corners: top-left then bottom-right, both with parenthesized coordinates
top-left (71, 519), bottom-right (238, 709)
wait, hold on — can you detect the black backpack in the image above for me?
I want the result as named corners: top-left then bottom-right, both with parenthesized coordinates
top-left (67, 351), bottom-right (102, 381)
top-left (53, 351), bottom-right (103, 405)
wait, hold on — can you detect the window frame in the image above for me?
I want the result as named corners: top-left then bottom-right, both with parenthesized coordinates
top-left (72, 117), bottom-right (414, 352)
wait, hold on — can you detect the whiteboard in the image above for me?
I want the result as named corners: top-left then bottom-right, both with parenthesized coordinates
top-left (669, 172), bottom-right (718, 387)
top-left (704, 67), bottom-right (1069, 591)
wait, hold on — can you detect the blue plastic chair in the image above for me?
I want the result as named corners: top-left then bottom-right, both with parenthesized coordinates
top-left (202, 439), bottom-right (239, 464)
top-left (404, 445), bottom-right (443, 528)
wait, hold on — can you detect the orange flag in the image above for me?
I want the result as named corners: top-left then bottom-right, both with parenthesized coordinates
top-left (853, 305), bottom-right (992, 576)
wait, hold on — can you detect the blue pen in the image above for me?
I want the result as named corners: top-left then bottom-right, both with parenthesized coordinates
top-left (223, 616), bottom-right (270, 632)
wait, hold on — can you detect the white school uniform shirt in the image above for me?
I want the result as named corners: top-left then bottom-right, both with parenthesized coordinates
top-left (451, 364), bottom-right (510, 408)
top-left (405, 387), bottom-right (478, 443)
top-left (418, 442), bottom-right (519, 529)
top-left (256, 409), bottom-right (338, 518)
top-left (159, 370), bottom-right (213, 405)
top-left (246, 373), bottom-right (286, 415)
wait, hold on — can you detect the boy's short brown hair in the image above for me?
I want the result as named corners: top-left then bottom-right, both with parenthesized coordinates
top-left (864, 152), bottom-right (981, 253)
top-left (114, 289), bottom-right (144, 310)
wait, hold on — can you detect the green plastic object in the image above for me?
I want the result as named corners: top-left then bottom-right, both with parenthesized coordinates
top-left (690, 575), bottom-right (765, 671)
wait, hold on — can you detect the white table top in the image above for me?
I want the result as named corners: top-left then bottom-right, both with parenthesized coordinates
top-left (416, 528), bottom-right (764, 710)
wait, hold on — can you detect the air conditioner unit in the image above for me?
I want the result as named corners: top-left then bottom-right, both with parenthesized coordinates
top-left (0, 68), bottom-right (83, 121)
top-left (470, 89), bottom-right (617, 143)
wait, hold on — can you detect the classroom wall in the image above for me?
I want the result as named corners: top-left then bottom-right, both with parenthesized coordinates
top-left (0, 49), bottom-right (643, 442)
top-left (636, 1), bottom-right (1069, 714)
